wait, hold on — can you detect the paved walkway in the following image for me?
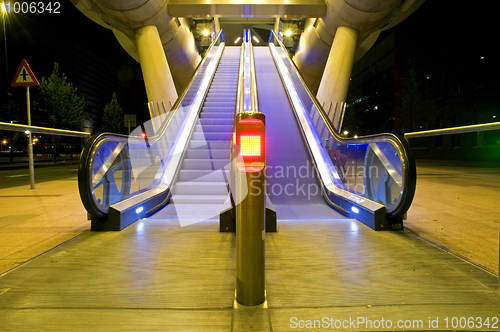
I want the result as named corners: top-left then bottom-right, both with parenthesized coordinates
top-left (0, 178), bottom-right (89, 275)
top-left (406, 160), bottom-right (500, 274)
top-left (0, 160), bottom-right (498, 331)
top-left (1, 160), bottom-right (497, 277)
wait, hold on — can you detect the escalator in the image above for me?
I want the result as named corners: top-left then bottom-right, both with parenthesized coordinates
top-left (169, 47), bottom-right (238, 205)
top-left (256, 31), bottom-right (416, 230)
top-left (253, 46), bottom-right (337, 220)
top-left (78, 32), bottom-right (238, 230)
top-left (78, 30), bottom-right (416, 232)
top-left (164, 47), bottom-right (240, 225)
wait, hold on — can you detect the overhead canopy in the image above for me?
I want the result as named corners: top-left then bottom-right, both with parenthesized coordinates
top-left (167, 0), bottom-right (326, 18)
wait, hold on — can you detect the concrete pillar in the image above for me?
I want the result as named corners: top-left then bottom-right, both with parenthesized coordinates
top-left (316, 26), bottom-right (359, 131)
top-left (135, 26), bottom-right (178, 117)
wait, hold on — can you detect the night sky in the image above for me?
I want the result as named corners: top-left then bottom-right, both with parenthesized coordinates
top-left (2, 1), bottom-right (497, 128)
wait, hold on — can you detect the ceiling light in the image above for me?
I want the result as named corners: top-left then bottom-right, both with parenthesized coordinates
top-left (252, 36), bottom-right (259, 43)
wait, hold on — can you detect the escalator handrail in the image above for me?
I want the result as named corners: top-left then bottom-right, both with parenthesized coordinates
top-left (268, 30), bottom-right (416, 219)
top-left (235, 31), bottom-right (246, 115)
top-left (249, 32), bottom-right (260, 114)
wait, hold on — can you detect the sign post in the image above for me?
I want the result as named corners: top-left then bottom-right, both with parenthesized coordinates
top-left (11, 59), bottom-right (39, 189)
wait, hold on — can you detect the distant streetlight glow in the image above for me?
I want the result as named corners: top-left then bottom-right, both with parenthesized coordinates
top-left (2, 1), bottom-right (10, 96)
top-left (343, 130), bottom-right (349, 136)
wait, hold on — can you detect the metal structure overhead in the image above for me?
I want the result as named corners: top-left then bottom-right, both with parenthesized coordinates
top-left (167, 0), bottom-right (326, 18)
top-left (71, 0), bottom-right (424, 109)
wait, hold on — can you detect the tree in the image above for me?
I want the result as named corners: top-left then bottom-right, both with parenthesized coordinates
top-left (102, 93), bottom-right (123, 133)
top-left (399, 59), bottom-right (422, 132)
top-left (344, 65), bottom-right (395, 136)
top-left (36, 63), bottom-right (85, 161)
top-left (1, 93), bottom-right (25, 162)
top-left (0, 93), bottom-right (23, 123)
top-left (37, 63), bottom-right (84, 130)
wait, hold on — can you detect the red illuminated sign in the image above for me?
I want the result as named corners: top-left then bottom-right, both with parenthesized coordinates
top-left (236, 116), bottom-right (265, 172)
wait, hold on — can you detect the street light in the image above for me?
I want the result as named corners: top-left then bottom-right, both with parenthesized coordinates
top-left (1, 1), bottom-right (10, 97)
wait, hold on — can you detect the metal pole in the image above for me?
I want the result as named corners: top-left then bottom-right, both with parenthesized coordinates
top-left (235, 112), bottom-right (266, 306)
top-left (3, 10), bottom-right (9, 97)
top-left (236, 169), bottom-right (265, 305)
top-left (26, 86), bottom-right (35, 189)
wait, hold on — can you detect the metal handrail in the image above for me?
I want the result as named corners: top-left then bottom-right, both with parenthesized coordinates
top-left (235, 30), bottom-right (246, 115)
top-left (404, 122), bottom-right (500, 139)
top-left (0, 122), bottom-right (90, 137)
top-left (249, 31), bottom-right (260, 113)
top-left (140, 30), bottom-right (225, 145)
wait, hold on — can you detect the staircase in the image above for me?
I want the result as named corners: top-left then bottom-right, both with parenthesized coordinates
top-left (169, 46), bottom-right (240, 209)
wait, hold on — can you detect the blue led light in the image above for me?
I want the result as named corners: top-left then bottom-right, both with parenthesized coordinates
top-left (136, 206), bottom-right (144, 214)
top-left (351, 206), bottom-right (359, 214)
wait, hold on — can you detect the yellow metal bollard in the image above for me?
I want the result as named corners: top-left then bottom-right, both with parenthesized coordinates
top-left (235, 112), bottom-right (266, 306)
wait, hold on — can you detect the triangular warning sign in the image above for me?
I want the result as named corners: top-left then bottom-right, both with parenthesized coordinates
top-left (11, 59), bottom-right (39, 87)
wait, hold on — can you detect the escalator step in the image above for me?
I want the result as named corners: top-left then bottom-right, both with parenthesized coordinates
top-left (178, 169), bottom-right (229, 181)
top-left (185, 149), bottom-right (230, 159)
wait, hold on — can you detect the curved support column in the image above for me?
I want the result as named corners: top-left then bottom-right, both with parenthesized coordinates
top-left (135, 25), bottom-right (178, 116)
top-left (316, 26), bottom-right (359, 130)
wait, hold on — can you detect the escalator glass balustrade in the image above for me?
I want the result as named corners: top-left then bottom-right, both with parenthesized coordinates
top-left (268, 31), bottom-right (416, 230)
top-left (78, 31), bottom-right (230, 230)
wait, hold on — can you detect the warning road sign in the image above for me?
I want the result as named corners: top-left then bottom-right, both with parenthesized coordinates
top-left (11, 59), bottom-right (39, 87)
